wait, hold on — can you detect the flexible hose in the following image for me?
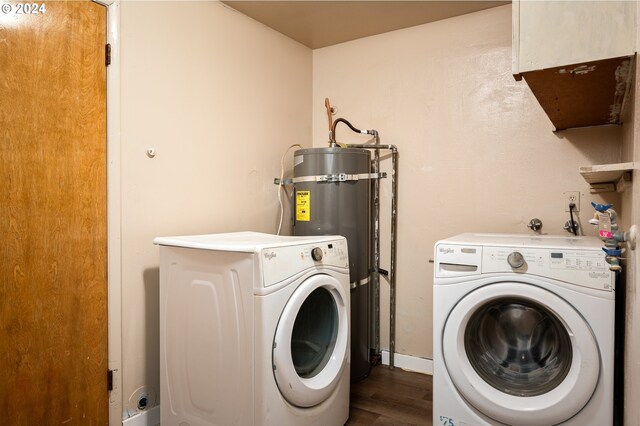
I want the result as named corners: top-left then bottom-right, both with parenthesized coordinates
top-left (569, 203), bottom-right (578, 235)
top-left (332, 117), bottom-right (371, 141)
top-left (277, 144), bottom-right (302, 235)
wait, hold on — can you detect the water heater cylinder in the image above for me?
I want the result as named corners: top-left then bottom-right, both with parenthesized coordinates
top-left (292, 147), bottom-right (371, 381)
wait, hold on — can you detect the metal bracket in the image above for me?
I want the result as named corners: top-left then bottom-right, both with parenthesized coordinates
top-left (319, 173), bottom-right (350, 182)
top-left (350, 276), bottom-right (370, 289)
top-left (376, 267), bottom-right (389, 276)
top-left (274, 172), bottom-right (387, 186)
top-left (273, 178), bottom-right (293, 186)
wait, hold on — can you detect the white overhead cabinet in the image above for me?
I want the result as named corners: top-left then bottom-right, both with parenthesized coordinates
top-left (513, 1), bottom-right (637, 131)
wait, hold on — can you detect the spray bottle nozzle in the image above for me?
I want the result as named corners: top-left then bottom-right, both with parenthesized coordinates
top-left (591, 201), bottom-right (613, 213)
top-left (602, 247), bottom-right (622, 257)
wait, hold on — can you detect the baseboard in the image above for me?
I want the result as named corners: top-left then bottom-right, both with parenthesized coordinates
top-left (381, 350), bottom-right (433, 375)
top-left (122, 406), bottom-right (160, 426)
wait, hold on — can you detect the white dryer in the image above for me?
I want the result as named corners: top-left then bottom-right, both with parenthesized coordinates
top-left (154, 232), bottom-right (350, 425)
top-left (433, 233), bottom-right (615, 426)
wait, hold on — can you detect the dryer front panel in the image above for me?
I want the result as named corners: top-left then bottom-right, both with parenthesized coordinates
top-left (442, 282), bottom-right (599, 426)
top-left (272, 273), bottom-right (350, 408)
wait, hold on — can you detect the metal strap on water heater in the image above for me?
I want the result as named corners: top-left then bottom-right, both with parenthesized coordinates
top-left (273, 172), bottom-right (386, 186)
top-left (293, 172), bottom-right (387, 183)
top-left (350, 276), bottom-right (370, 289)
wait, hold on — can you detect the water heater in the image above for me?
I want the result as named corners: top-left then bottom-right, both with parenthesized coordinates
top-left (292, 147), bottom-right (372, 381)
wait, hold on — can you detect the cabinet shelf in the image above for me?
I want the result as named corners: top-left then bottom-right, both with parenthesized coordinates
top-left (579, 162), bottom-right (635, 192)
top-left (512, 1), bottom-right (636, 131)
top-left (520, 56), bottom-right (634, 131)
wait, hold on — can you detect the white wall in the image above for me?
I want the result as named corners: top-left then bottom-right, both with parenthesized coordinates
top-left (119, 1), bottom-right (311, 419)
top-left (313, 4), bottom-right (622, 360)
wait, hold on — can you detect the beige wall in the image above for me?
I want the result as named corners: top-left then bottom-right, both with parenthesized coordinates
top-left (114, 1), bottom-right (639, 422)
top-left (313, 4), bottom-right (622, 360)
top-left (621, 3), bottom-right (640, 423)
top-left (119, 1), bottom-right (311, 418)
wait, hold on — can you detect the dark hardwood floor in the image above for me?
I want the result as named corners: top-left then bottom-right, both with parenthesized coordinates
top-left (346, 366), bottom-right (433, 425)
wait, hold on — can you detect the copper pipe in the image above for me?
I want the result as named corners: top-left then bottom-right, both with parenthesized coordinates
top-left (325, 98), bottom-right (334, 144)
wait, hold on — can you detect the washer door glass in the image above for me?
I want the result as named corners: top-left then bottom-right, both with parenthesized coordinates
top-left (291, 287), bottom-right (338, 378)
top-left (273, 273), bottom-right (349, 408)
top-left (465, 297), bottom-right (572, 397)
top-left (442, 282), bottom-right (600, 426)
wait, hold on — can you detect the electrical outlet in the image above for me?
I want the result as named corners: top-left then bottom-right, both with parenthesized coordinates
top-left (564, 191), bottom-right (580, 212)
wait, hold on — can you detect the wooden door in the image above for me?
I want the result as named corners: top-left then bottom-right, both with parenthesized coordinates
top-left (0, 2), bottom-right (108, 424)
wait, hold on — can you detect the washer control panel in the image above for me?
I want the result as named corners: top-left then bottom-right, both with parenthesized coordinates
top-left (549, 251), bottom-right (605, 270)
top-left (261, 238), bottom-right (349, 287)
top-left (435, 242), bottom-right (614, 291)
top-left (483, 246), bottom-right (613, 291)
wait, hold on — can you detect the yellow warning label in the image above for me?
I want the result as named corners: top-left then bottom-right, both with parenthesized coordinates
top-left (296, 191), bottom-right (310, 222)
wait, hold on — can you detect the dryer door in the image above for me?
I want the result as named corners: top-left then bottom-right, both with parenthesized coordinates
top-left (272, 273), bottom-right (349, 408)
top-left (442, 282), bottom-right (599, 426)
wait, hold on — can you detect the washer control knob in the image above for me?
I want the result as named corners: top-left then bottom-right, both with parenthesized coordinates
top-left (311, 247), bottom-right (323, 261)
top-left (507, 252), bottom-right (526, 269)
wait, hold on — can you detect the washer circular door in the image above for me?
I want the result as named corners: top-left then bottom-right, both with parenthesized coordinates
top-left (273, 273), bottom-right (349, 408)
top-left (443, 282), bottom-right (599, 426)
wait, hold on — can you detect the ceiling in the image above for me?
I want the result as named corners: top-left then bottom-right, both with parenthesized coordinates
top-left (221, 1), bottom-right (509, 49)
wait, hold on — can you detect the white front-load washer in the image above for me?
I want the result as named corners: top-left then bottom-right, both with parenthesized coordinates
top-left (154, 232), bottom-right (350, 425)
top-left (433, 233), bottom-right (615, 426)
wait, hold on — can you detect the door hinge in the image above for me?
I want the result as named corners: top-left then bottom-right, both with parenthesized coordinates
top-left (107, 369), bottom-right (114, 391)
top-left (105, 43), bottom-right (111, 67)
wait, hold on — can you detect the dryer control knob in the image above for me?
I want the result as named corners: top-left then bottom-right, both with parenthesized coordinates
top-left (507, 252), bottom-right (526, 269)
top-left (311, 247), bottom-right (323, 261)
